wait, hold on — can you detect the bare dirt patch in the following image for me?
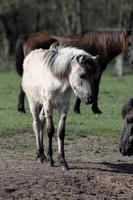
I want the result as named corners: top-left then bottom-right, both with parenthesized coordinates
top-left (0, 132), bottom-right (133, 200)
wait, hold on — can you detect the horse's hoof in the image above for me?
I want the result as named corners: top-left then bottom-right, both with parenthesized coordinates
top-left (36, 157), bottom-right (44, 163)
top-left (36, 154), bottom-right (47, 164)
top-left (46, 159), bottom-right (54, 167)
top-left (74, 108), bottom-right (81, 114)
top-left (92, 107), bottom-right (102, 114)
top-left (60, 161), bottom-right (69, 171)
top-left (61, 164), bottom-right (69, 171)
top-left (18, 107), bottom-right (26, 113)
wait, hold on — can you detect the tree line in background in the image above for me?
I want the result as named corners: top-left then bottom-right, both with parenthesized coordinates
top-left (0, 0), bottom-right (133, 58)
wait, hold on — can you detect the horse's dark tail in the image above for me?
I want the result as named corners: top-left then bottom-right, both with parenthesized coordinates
top-left (15, 34), bottom-right (29, 76)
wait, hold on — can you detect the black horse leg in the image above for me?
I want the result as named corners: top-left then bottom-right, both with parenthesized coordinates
top-left (74, 74), bottom-right (102, 114)
top-left (18, 83), bottom-right (26, 113)
top-left (91, 74), bottom-right (102, 114)
top-left (73, 98), bottom-right (81, 114)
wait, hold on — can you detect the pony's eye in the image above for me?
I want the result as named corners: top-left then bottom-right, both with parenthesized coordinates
top-left (80, 73), bottom-right (86, 79)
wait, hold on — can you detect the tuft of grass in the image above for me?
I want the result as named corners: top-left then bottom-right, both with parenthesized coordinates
top-left (0, 67), bottom-right (132, 138)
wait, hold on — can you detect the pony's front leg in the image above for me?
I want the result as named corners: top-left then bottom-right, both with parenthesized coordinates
top-left (30, 103), bottom-right (46, 163)
top-left (44, 102), bottom-right (55, 167)
top-left (57, 106), bottom-right (69, 171)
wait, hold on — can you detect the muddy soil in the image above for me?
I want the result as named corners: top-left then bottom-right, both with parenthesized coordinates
top-left (0, 132), bottom-right (133, 200)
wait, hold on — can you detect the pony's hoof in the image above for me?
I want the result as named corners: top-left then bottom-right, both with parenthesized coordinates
top-left (36, 157), bottom-right (44, 163)
top-left (36, 154), bottom-right (47, 164)
top-left (61, 164), bottom-right (69, 171)
top-left (46, 159), bottom-right (54, 167)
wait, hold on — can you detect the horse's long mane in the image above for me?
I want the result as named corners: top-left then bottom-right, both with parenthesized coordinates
top-left (81, 29), bottom-right (126, 52)
top-left (44, 42), bottom-right (91, 78)
top-left (55, 30), bottom-right (128, 60)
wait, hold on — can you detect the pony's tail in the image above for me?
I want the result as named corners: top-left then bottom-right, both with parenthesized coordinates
top-left (15, 34), bottom-right (29, 76)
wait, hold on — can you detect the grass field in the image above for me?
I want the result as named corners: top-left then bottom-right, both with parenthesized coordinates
top-left (0, 67), bottom-right (132, 138)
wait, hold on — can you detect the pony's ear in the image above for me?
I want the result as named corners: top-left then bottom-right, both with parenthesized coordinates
top-left (76, 55), bottom-right (86, 64)
top-left (92, 55), bottom-right (100, 63)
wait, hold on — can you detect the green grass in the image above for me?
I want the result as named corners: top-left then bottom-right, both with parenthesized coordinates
top-left (0, 71), bottom-right (32, 137)
top-left (0, 67), bottom-right (132, 138)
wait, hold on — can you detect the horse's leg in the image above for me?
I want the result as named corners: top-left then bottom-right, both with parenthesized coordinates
top-left (30, 101), bottom-right (46, 163)
top-left (46, 116), bottom-right (55, 166)
top-left (43, 102), bottom-right (55, 167)
top-left (57, 105), bottom-right (69, 171)
top-left (18, 83), bottom-right (26, 113)
top-left (39, 107), bottom-right (46, 161)
top-left (74, 74), bottom-right (102, 115)
top-left (91, 73), bottom-right (102, 114)
top-left (73, 98), bottom-right (81, 114)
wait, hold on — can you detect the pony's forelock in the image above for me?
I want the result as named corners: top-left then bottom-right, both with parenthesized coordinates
top-left (44, 43), bottom-right (93, 78)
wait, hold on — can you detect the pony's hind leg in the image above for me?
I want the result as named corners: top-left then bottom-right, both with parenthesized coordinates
top-left (29, 100), bottom-right (46, 163)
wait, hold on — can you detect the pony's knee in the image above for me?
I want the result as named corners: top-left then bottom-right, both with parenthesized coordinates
top-left (33, 119), bottom-right (41, 131)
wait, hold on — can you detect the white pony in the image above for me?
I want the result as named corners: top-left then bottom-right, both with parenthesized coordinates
top-left (22, 43), bottom-right (99, 171)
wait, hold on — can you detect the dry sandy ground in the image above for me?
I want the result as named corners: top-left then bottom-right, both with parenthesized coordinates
top-left (0, 132), bottom-right (133, 200)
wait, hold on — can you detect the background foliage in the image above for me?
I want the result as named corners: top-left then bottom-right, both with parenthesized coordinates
top-left (0, 0), bottom-right (133, 60)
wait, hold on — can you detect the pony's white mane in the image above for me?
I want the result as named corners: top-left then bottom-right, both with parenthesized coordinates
top-left (44, 42), bottom-right (92, 78)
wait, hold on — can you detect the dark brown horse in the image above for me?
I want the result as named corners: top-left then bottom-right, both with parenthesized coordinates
top-left (15, 30), bottom-right (132, 114)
